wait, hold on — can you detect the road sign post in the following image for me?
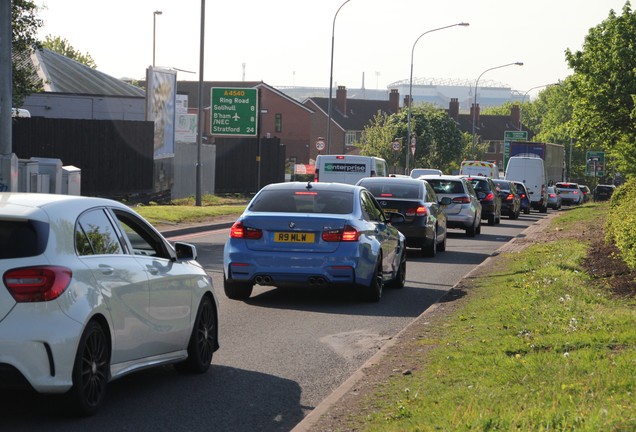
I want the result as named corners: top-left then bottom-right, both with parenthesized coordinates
top-left (210, 88), bottom-right (258, 136)
top-left (586, 151), bottom-right (605, 177)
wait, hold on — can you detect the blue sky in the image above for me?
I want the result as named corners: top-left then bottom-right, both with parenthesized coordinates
top-left (36, 0), bottom-right (628, 98)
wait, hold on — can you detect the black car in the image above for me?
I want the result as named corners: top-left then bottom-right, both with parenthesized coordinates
top-left (493, 179), bottom-right (521, 219)
top-left (594, 184), bottom-right (616, 201)
top-left (357, 176), bottom-right (451, 257)
top-left (462, 175), bottom-right (501, 226)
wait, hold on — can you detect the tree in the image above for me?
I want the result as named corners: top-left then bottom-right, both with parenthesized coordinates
top-left (358, 104), bottom-right (466, 174)
top-left (565, 1), bottom-right (636, 177)
top-left (42, 35), bottom-right (97, 68)
top-left (12, 0), bottom-right (43, 106)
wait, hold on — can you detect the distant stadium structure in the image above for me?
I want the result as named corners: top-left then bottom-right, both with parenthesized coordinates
top-left (277, 77), bottom-right (524, 110)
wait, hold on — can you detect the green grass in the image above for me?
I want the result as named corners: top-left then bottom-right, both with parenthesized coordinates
top-left (131, 194), bottom-right (248, 225)
top-left (349, 204), bottom-right (636, 431)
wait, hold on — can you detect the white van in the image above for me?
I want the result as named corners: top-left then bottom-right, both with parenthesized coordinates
top-left (504, 156), bottom-right (548, 213)
top-left (314, 155), bottom-right (388, 185)
top-left (459, 160), bottom-right (499, 178)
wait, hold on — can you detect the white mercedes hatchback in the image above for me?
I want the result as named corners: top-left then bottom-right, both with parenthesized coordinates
top-left (0, 193), bottom-right (219, 416)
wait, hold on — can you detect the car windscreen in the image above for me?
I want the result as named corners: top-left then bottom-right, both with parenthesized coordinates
top-left (556, 183), bottom-right (578, 189)
top-left (0, 220), bottom-right (48, 259)
top-left (425, 179), bottom-right (464, 194)
top-left (362, 183), bottom-right (421, 199)
top-left (494, 180), bottom-right (512, 191)
top-left (249, 189), bottom-right (354, 214)
top-left (467, 179), bottom-right (490, 193)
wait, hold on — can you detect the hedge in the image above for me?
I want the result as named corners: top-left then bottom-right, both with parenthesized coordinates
top-left (605, 178), bottom-right (636, 270)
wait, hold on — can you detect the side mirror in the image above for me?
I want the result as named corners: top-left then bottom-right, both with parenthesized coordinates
top-left (439, 196), bottom-right (452, 206)
top-left (174, 242), bottom-right (197, 261)
top-left (385, 211), bottom-right (406, 224)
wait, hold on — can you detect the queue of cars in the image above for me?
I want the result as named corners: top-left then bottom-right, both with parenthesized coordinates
top-left (223, 167), bottom-right (607, 309)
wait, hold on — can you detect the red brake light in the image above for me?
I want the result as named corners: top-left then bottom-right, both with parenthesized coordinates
top-left (379, 193), bottom-right (393, 197)
top-left (549, 193), bottom-right (556, 198)
top-left (230, 221), bottom-right (262, 239)
top-left (4, 266), bottom-right (72, 302)
top-left (405, 206), bottom-right (428, 217)
top-left (322, 225), bottom-right (359, 242)
top-left (573, 190), bottom-right (579, 194)
top-left (484, 192), bottom-right (494, 201)
top-left (506, 193), bottom-right (514, 201)
top-left (452, 196), bottom-right (471, 204)
top-left (336, 155), bottom-right (345, 159)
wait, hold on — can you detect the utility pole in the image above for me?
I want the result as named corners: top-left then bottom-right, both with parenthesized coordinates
top-left (0, 0), bottom-right (18, 192)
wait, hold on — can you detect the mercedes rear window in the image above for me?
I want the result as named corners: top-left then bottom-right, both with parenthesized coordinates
top-left (249, 189), bottom-right (354, 214)
top-left (363, 183), bottom-right (421, 199)
top-left (0, 220), bottom-right (48, 259)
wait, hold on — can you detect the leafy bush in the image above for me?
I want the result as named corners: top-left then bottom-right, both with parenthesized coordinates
top-left (605, 179), bottom-right (636, 269)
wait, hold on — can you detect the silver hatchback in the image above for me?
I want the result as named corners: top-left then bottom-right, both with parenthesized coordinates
top-left (419, 175), bottom-right (482, 237)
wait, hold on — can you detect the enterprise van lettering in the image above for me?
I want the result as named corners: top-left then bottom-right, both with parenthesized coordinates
top-left (325, 163), bottom-right (367, 173)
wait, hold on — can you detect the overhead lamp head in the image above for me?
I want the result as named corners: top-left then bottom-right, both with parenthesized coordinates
top-left (154, 10), bottom-right (162, 15)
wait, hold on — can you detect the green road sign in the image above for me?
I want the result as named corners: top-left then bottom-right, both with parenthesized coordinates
top-left (586, 150), bottom-right (605, 177)
top-left (503, 130), bottom-right (528, 170)
top-left (210, 88), bottom-right (258, 136)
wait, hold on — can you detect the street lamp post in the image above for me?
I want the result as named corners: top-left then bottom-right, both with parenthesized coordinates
top-left (518, 82), bottom-right (559, 130)
top-left (471, 62), bottom-right (523, 158)
top-left (326, 0), bottom-right (351, 155)
top-left (153, 10), bottom-right (162, 67)
top-left (406, 22), bottom-right (469, 174)
top-left (195, 1), bottom-right (205, 206)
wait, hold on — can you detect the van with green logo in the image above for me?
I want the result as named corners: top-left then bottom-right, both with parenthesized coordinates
top-left (314, 155), bottom-right (388, 185)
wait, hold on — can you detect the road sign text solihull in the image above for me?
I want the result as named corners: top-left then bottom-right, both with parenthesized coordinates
top-left (210, 88), bottom-right (258, 136)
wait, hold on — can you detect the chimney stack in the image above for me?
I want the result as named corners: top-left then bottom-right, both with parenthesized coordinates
top-left (470, 103), bottom-right (480, 128)
top-left (336, 86), bottom-right (347, 115)
top-left (389, 89), bottom-right (399, 113)
top-left (511, 105), bottom-right (521, 129)
top-left (448, 98), bottom-right (459, 121)
top-left (403, 95), bottom-right (412, 108)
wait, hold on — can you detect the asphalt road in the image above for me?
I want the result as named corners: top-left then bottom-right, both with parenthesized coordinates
top-left (0, 212), bottom-right (547, 432)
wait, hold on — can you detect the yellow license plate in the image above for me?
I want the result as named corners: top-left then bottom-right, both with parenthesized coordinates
top-left (383, 208), bottom-right (398, 213)
top-left (274, 232), bottom-right (315, 243)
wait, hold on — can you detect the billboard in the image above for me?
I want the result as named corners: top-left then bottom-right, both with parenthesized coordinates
top-left (146, 67), bottom-right (177, 157)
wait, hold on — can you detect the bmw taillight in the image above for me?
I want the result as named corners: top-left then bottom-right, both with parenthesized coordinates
top-left (322, 225), bottom-right (359, 242)
top-left (406, 206), bottom-right (428, 217)
top-left (4, 266), bottom-right (72, 302)
top-left (452, 196), bottom-right (471, 204)
top-left (230, 221), bottom-right (263, 239)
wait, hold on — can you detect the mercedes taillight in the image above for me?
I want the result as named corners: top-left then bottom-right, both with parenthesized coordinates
top-left (4, 266), bottom-right (72, 302)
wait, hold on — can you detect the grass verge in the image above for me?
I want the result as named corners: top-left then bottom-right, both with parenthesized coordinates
top-left (351, 205), bottom-right (636, 431)
top-left (130, 194), bottom-right (248, 225)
